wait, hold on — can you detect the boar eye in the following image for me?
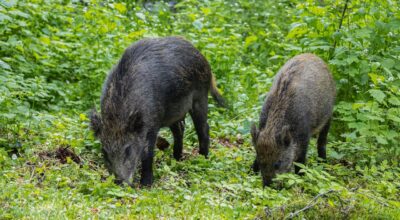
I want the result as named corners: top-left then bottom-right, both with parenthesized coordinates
top-left (283, 136), bottom-right (290, 147)
top-left (102, 148), bottom-right (111, 163)
top-left (273, 161), bottom-right (282, 170)
top-left (125, 145), bottom-right (133, 156)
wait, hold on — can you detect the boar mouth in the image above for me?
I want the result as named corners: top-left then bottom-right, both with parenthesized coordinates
top-left (262, 177), bottom-right (274, 187)
top-left (113, 171), bottom-right (134, 187)
top-left (261, 172), bottom-right (276, 187)
top-left (114, 178), bottom-right (134, 187)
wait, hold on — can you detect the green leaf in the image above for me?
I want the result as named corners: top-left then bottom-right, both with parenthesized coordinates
top-left (135, 12), bottom-right (146, 20)
top-left (355, 28), bottom-right (372, 38)
top-left (201, 7), bottom-right (211, 15)
top-left (287, 22), bottom-right (307, 38)
top-left (369, 89), bottom-right (386, 103)
top-left (1, 0), bottom-right (17, 8)
top-left (330, 151), bottom-right (345, 160)
top-left (192, 19), bottom-right (203, 30)
top-left (369, 73), bottom-right (385, 85)
top-left (376, 136), bottom-right (388, 145)
top-left (39, 36), bottom-right (51, 45)
top-left (346, 55), bottom-right (359, 65)
top-left (0, 59), bottom-right (11, 70)
top-left (329, 58), bottom-right (347, 66)
top-left (114, 3), bottom-right (126, 13)
top-left (388, 96), bottom-right (400, 106)
top-left (381, 58), bottom-right (395, 69)
top-left (245, 35), bottom-right (257, 48)
top-left (0, 12), bottom-right (12, 22)
top-left (388, 108), bottom-right (400, 123)
top-left (8, 10), bottom-right (30, 19)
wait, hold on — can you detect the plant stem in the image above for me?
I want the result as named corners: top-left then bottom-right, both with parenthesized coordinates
top-left (329, 0), bottom-right (350, 59)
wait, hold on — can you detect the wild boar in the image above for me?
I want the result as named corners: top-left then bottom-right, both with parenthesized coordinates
top-left (251, 53), bottom-right (336, 187)
top-left (90, 37), bottom-right (226, 186)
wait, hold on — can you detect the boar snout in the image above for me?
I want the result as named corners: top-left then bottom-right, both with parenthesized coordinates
top-left (262, 175), bottom-right (275, 187)
top-left (113, 169), bottom-right (134, 187)
top-left (114, 178), bottom-right (134, 187)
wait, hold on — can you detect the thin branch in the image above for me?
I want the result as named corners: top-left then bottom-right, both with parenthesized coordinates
top-left (329, 0), bottom-right (350, 59)
top-left (360, 192), bottom-right (390, 207)
top-left (337, 0), bottom-right (350, 31)
top-left (286, 189), bottom-right (336, 219)
top-left (352, 187), bottom-right (390, 207)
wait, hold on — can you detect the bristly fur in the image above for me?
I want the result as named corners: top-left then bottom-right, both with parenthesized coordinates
top-left (89, 108), bottom-right (102, 137)
top-left (90, 36), bottom-right (226, 186)
top-left (252, 53), bottom-right (336, 186)
top-left (210, 74), bottom-right (227, 108)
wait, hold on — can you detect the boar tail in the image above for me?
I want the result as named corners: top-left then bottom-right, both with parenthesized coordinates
top-left (210, 74), bottom-right (227, 108)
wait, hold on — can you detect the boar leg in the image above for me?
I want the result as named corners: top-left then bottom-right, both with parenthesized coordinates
top-left (317, 119), bottom-right (331, 160)
top-left (140, 130), bottom-right (158, 186)
top-left (252, 158), bottom-right (259, 172)
top-left (294, 153), bottom-right (306, 174)
top-left (190, 98), bottom-right (210, 158)
top-left (294, 138), bottom-right (310, 174)
top-left (170, 120), bottom-right (185, 160)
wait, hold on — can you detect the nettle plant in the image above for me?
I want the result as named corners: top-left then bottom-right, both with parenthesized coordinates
top-left (281, 0), bottom-right (400, 156)
top-left (330, 0), bottom-right (400, 156)
top-left (336, 77), bottom-right (400, 154)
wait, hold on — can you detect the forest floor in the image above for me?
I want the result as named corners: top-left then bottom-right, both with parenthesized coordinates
top-left (0, 113), bottom-right (399, 219)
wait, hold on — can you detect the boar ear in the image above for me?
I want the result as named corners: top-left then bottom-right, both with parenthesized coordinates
top-left (251, 123), bottom-right (259, 146)
top-left (281, 125), bottom-right (292, 147)
top-left (127, 111), bottom-right (144, 133)
top-left (90, 109), bottom-right (102, 137)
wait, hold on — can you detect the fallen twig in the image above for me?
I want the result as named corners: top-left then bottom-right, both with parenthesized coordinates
top-left (359, 192), bottom-right (390, 207)
top-left (286, 189), bottom-right (337, 219)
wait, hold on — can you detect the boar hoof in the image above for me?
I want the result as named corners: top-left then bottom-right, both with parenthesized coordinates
top-left (173, 153), bottom-right (182, 161)
top-left (251, 159), bottom-right (260, 173)
top-left (199, 149), bottom-right (208, 158)
top-left (140, 178), bottom-right (153, 187)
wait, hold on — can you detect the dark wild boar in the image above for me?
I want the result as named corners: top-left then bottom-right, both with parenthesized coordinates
top-left (90, 37), bottom-right (226, 186)
top-left (251, 53), bottom-right (336, 187)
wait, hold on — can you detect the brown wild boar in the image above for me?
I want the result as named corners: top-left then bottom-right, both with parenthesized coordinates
top-left (251, 53), bottom-right (336, 187)
top-left (90, 37), bottom-right (226, 187)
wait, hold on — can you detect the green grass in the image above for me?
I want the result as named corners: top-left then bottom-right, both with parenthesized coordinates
top-left (0, 113), bottom-right (399, 219)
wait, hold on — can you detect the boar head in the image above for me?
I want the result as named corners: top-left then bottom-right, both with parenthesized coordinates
top-left (251, 124), bottom-right (296, 187)
top-left (90, 109), bottom-right (146, 186)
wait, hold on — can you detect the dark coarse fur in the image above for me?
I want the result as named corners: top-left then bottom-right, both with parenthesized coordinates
top-left (90, 36), bottom-right (226, 186)
top-left (251, 53), bottom-right (336, 187)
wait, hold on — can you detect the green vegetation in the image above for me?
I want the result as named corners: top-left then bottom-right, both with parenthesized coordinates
top-left (1, 0), bottom-right (399, 218)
